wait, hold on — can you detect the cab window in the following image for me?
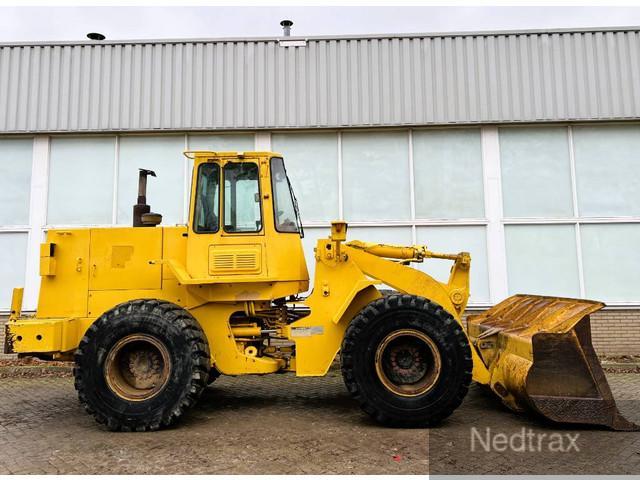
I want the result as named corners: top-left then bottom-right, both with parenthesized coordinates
top-left (270, 157), bottom-right (301, 233)
top-left (223, 162), bottom-right (262, 233)
top-left (193, 163), bottom-right (220, 233)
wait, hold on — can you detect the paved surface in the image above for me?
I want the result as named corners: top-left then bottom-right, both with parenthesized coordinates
top-left (0, 370), bottom-right (426, 474)
top-left (0, 371), bottom-right (638, 474)
top-left (430, 373), bottom-right (640, 475)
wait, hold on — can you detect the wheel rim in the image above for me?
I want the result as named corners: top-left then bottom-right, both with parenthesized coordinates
top-left (104, 334), bottom-right (171, 402)
top-left (374, 329), bottom-right (442, 397)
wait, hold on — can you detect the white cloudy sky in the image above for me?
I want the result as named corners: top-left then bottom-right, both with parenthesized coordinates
top-left (1, 5), bottom-right (640, 42)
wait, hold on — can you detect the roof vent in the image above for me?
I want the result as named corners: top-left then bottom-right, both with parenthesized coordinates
top-left (86, 32), bottom-right (106, 41)
top-left (280, 20), bottom-right (293, 37)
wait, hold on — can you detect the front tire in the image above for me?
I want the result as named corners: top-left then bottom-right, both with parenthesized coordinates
top-left (74, 299), bottom-right (210, 431)
top-left (340, 294), bottom-right (472, 427)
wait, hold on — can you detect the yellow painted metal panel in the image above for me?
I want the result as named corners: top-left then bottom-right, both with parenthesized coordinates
top-left (40, 242), bottom-right (54, 257)
top-left (39, 242), bottom-right (57, 276)
top-left (88, 227), bottom-right (162, 291)
top-left (39, 256), bottom-right (56, 276)
top-left (162, 226), bottom-right (187, 280)
top-left (37, 229), bottom-right (90, 319)
top-left (7, 317), bottom-right (81, 354)
top-left (87, 287), bottom-right (185, 319)
top-left (9, 287), bottom-right (23, 319)
top-left (185, 280), bottom-right (307, 304)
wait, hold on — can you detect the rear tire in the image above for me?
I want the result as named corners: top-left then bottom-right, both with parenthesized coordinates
top-left (74, 299), bottom-right (210, 432)
top-left (340, 294), bottom-right (472, 427)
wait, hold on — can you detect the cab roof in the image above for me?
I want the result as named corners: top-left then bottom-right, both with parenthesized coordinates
top-left (183, 151), bottom-right (282, 159)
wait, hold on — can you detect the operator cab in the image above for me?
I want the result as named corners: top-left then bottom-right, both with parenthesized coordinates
top-left (184, 151), bottom-right (309, 298)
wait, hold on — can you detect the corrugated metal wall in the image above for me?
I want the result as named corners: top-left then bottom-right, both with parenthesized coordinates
top-left (1, 29), bottom-right (640, 133)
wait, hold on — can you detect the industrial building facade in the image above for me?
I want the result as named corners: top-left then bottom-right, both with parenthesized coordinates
top-left (0, 26), bottom-right (639, 354)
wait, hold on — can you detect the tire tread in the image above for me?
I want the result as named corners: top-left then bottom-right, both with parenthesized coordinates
top-left (340, 294), bottom-right (472, 427)
top-left (74, 299), bottom-right (210, 432)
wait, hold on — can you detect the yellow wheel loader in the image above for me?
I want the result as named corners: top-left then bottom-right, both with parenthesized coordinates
top-left (5, 151), bottom-right (637, 432)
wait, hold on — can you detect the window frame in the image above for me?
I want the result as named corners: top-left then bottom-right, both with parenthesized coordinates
top-left (192, 162), bottom-right (221, 234)
top-left (222, 161), bottom-right (264, 235)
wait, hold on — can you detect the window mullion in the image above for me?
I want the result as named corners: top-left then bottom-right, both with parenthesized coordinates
top-left (112, 135), bottom-right (119, 225)
top-left (408, 129), bottom-right (417, 245)
top-left (567, 126), bottom-right (580, 218)
top-left (183, 133), bottom-right (189, 225)
top-left (568, 126), bottom-right (586, 297)
top-left (24, 135), bottom-right (50, 311)
top-left (337, 131), bottom-right (344, 221)
top-left (481, 126), bottom-right (509, 303)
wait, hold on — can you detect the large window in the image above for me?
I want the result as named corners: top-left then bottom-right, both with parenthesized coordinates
top-left (223, 162), bottom-right (262, 233)
top-left (413, 129), bottom-right (484, 219)
top-left (500, 127), bottom-right (573, 218)
top-left (272, 133), bottom-right (339, 223)
top-left (117, 136), bottom-right (185, 225)
top-left (504, 224), bottom-right (580, 297)
top-left (0, 138), bottom-right (32, 226)
top-left (581, 224), bottom-right (640, 302)
top-left (342, 131), bottom-right (411, 221)
top-left (193, 163), bottom-right (220, 233)
top-left (0, 233), bottom-right (28, 308)
top-left (48, 137), bottom-right (115, 225)
top-left (188, 134), bottom-right (255, 152)
top-left (573, 125), bottom-right (640, 217)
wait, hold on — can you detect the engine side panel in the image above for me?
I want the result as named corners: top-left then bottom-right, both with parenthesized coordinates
top-left (88, 227), bottom-right (162, 291)
top-left (37, 229), bottom-right (91, 319)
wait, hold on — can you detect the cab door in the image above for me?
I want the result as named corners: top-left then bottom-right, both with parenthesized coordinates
top-left (186, 157), bottom-right (267, 281)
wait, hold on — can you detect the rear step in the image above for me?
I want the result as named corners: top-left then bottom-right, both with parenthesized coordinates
top-left (467, 295), bottom-right (639, 431)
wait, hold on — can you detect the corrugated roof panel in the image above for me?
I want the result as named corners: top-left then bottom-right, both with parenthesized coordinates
top-left (1, 28), bottom-right (640, 133)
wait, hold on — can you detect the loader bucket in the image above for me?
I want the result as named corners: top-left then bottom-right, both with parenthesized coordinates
top-left (467, 295), bottom-right (638, 431)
